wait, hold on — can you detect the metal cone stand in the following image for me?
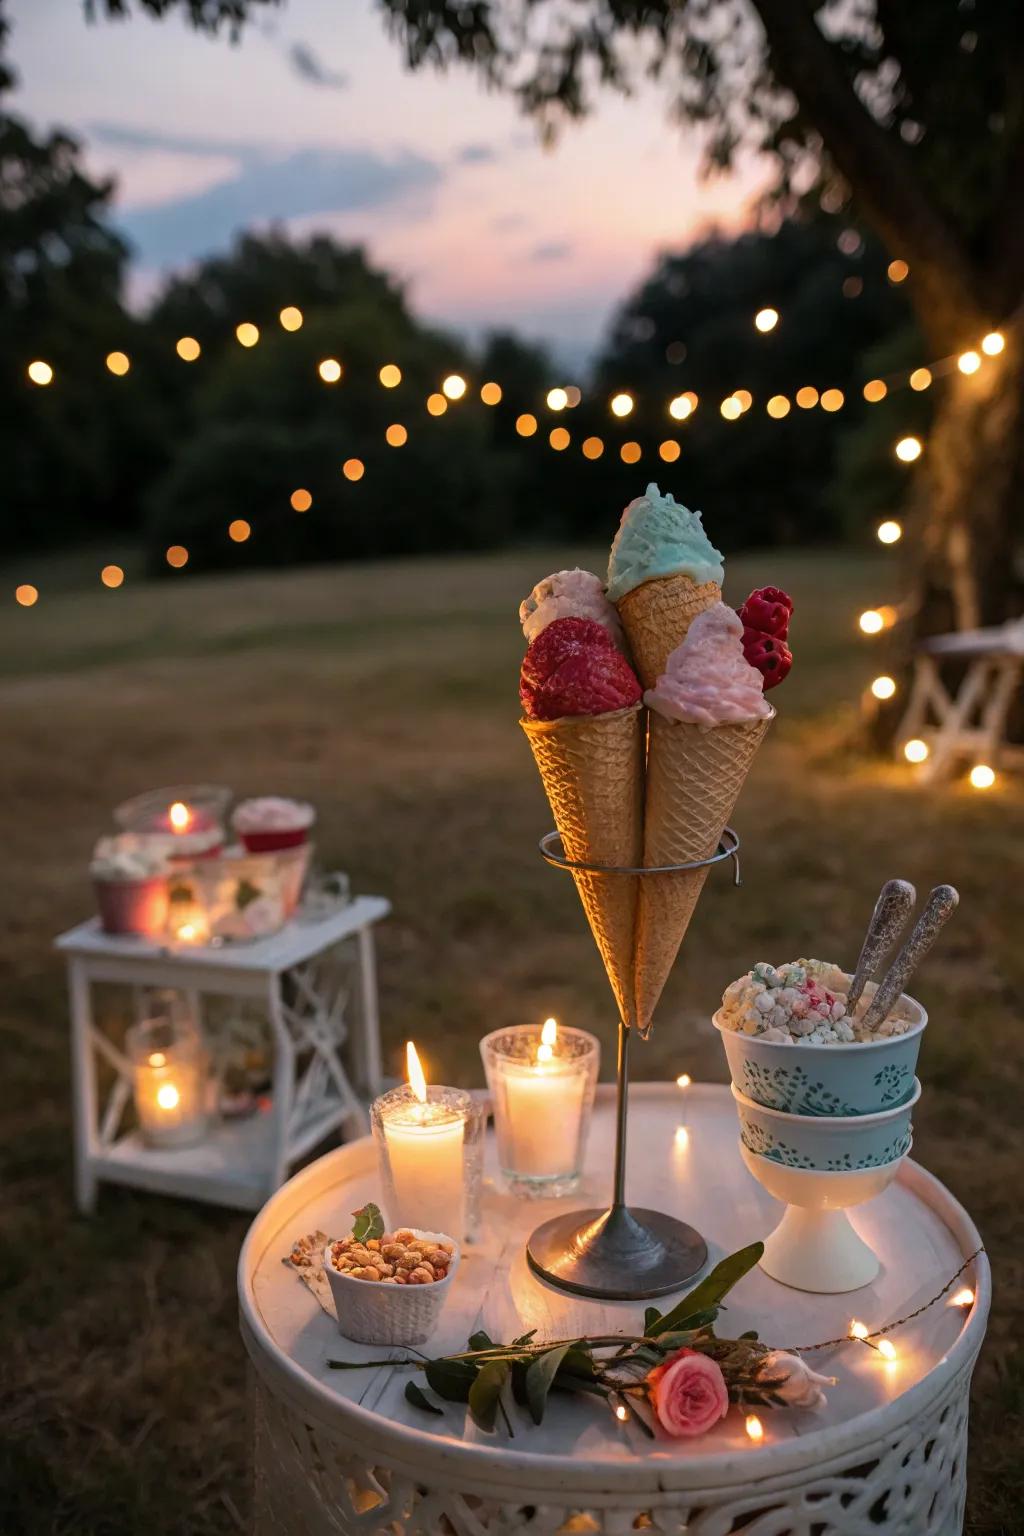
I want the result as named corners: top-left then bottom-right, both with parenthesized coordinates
top-left (526, 827), bottom-right (741, 1301)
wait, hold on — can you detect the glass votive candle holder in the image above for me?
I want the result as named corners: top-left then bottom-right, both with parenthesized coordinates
top-left (371, 1085), bottom-right (483, 1243)
top-left (127, 1014), bottom-right (210, 1149)
top-left (480, 1023), bottom-right (600, 1197)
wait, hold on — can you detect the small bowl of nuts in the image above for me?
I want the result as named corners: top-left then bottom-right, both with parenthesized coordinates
top-left (323, 1225), bottom-right (460, 1345)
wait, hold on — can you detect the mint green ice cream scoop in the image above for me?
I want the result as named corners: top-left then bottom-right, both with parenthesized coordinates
top-left (606, 483), bottom-right (724, 604)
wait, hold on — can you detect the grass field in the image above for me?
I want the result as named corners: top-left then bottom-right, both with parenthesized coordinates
top-left (1, 546), bottom-right (1022, 1533)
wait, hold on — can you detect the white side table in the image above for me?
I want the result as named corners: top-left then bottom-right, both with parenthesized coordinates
top-left (239, 1084), bottom-right (989, 1535)
top-left (56, 896), bottom-right (390, 1214)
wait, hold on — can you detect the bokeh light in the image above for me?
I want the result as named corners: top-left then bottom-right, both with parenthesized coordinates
top-left (427, 393), bottom-right (448, 416)
top-left (766, 394), bottom-right (790, 418)
top-left (228, 518), bottom-right (251, 542)
top-left (342, 458), bottom-right (365, 481)
top-left (564, 385), bottom-right (582, 407)
top-left (896, 436), bottom-right (923, 462)
top-left (318, 358), bottom-right (342, 383)
top-left (659, 440), bottom-right (681, 462)
top-left (279, 306), bottom-right (303, 331)
top-left (904, 738), bottom-right (930, 763)
top-left (546, 387), bottom-right (568, 411)
top-left (442, 373), bottom-right (467, 400)
top-left (981, 331), bottom-right (1004, 356)
top-left (620, 441), bottom-right (641, 463)
top-left (820, 388), bottom-right (844, 412)
top-left (720, 396), bottom-right (742, 420)
top-left (290, 489), bottom-right (312, 512)
top-left (101, 565), bottom-right (124, 589)
top-left (610, 392), bottom-right (634, 418)
top-left (549, 427), bottom-right (570, 451)
top-left (235, 323), bottom-right (259, 348)
top-left (859, 609), bottom-right (885, 635)
top-left (15, 583), bottom-right (38, 607)
top-left (516, 413), bottom-right (537, 437)
top-left (379, 363), bottom-right (402, 388)
top-left (754, 307), bottom-right (778, 333)
top-left (877, 520), bottom-right (902, 544)
top-left (27, 360), bottom-right (53, 385)
top-left (957, 350), bottom-right (981, 375)
top-left (581, 436), bottom-right (604, 459)
top-left (909, 367), bottom-right (932, 391)
top-left (480, 381), bottom-right (502, 405)
top-left (733, 389), bottom-right (753, 412)
top-left (863, 378), bottom-right (887, 402)
top-left (871, 675), bottom-right (897, 700)
top-left (105, 351), bottom-right (130, 376)
top-left (669, 395), bottom-right (693, 421)
top-left (176, 336), bottom-right (200, 362)
top-left (796, 386), bottom-right (819, 409)
top-left (969, 763), bottom-right (996, 789)
top-left (385, 423), bottom-right (408, 447)
top-left (887, 259), bottom-right (909, 283)
top-left (165, 545), bottom-right (189, 569)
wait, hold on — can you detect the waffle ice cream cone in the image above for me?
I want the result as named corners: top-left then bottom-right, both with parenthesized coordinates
top-left (634, 708), bottom-right (773, 1036)
top-left (522, 704), bottom-right (644, 1030)
top-left (617, 574), bottom-right (721, 692)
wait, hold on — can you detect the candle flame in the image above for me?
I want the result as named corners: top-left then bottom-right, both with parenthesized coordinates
top-left (849, 1320), bottom-right (868, 1340)
top-left (537, 1016), bottom-right (557, 1062)
top-left (156, 1083), bottom-right (180, 1111)
top-left (745, 1414), bottom-right (764, 1442)
top-left (177, 922), bottom-right (197, 943)
top-left (148, 1052), bottom-right (166, 1068)
top-left (407, 1040), bottom-right (427, 1103)
top-left (169, 800), bottom-right (192, 832)
top-left (951, 1287), bottom-right (975, 1308)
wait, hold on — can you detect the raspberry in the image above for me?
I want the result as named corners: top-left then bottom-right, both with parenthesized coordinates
top-left (520, 616), bottom-right (615, 714)
top-left (741, 626), bottom-right (792, 689)
top-left (737, 586), bottom-right (793, 640)
top-left (531, 647), bottom-right (642, 719)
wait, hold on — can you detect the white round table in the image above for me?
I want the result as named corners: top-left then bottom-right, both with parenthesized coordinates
top-left (238, 1083), bottom-right (989, 1535)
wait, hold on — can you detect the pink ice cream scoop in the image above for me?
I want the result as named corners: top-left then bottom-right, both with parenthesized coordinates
top-left (519, 568), bottom-right (625, 649)
top-left (644, 602), bottom-right (772, 727)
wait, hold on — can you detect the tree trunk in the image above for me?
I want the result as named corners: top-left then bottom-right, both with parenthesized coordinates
top-left (905, 309), bottom-right (1024, 640)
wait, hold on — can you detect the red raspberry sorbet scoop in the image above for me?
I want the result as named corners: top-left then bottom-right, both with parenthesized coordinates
top-left (530, 646), bottom-right (642, 720)
top-left (520, 616), bottom-right (616, 714)
top-left (741, 626), bottom-right (793, 689)
top-left (737, 586), bottom-right (793, 640)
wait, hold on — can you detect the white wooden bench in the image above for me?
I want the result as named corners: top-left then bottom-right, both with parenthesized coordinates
top-left (897, 620), bottom-right (1024, 781)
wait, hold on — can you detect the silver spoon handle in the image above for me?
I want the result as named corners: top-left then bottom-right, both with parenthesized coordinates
top-left (860, 885), bottom-right (959, 1030)
top-left (846, 879), bottom-right (916, 1011)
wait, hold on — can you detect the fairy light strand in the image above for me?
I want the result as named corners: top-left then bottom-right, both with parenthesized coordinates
top-left (785, 1248), bottom-right (983, 1353)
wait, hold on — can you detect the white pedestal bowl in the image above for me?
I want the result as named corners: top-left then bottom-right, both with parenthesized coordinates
top-left (739, 1139), bottom-right (909, 1293)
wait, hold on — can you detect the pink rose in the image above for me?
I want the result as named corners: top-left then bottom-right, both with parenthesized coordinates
top-left (647, 1347), bottom-right (729, 1437)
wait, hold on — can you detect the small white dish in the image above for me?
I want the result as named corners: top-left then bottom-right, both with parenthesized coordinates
top-left (323, 1228), bottom-right (460, 1345)
top-left (739, 1139), bottom-right (910, 1293)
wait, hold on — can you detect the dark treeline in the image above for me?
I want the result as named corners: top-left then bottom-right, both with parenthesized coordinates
top-left (2, 71), bottom-right (925, 573)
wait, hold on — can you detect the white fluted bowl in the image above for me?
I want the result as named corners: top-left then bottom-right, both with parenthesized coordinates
top-left (323, 1229), bottom-right (460, 1346)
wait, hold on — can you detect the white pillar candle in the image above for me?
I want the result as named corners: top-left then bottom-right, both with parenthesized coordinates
top-left (129, 1029), bottom-right (208, 1149)
top-left (372, 1044), bottom-right (473, 1240)
top-left (481, 1020), bottom-right (599, 1194)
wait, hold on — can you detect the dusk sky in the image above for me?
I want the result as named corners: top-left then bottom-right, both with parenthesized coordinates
top-left (9, 1), bottom-right (768, 365)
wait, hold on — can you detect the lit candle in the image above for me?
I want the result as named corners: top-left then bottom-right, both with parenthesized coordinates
top-left (480, 1019), bottom-right (599, 1196)
top-left (128, 1018), bottom-right (209, 1148)
top-left (169, 800), bottom-right (193, 834)
top-left (372, 1044), bottom-right (470, 1239)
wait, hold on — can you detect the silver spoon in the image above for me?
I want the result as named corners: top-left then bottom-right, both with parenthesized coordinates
top-left (846, 879), bottom-right (917, 1012)
top-left (860, 884), bottom-right (959, 1030)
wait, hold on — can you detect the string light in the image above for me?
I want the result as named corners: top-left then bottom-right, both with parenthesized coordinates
top-left (849, 1320), bottom-right (869, 1340)
top-left (969, 764), bottom-right (996, 789)
top-left (228, 518), bottom-right (251, 542)
top-left (957, 350), bottom-right (981, 375)
top-left (859, 610), bottom-right (885, 634)
top-left (674, 1126), bottom-right (689, 1147)
top-left (669, 395), bottom-right (693, 421)
top-left (766, 394), bottom-right (790, 418)
top-left (610, 392), bottom-right (634, 418)
top-left (659, 440), bottom-right (681, 462)
top-left (27, 360), bottom-right (53, 386)
top-left (516, 413), bottom-right (538, 437)
top-left (290, 489), bottom-right (312, 512)
top-left (385, 423), bottom-right (408, 447)
top-left (379, 363), bottom-right (402, 388)
top-left (877, 1339), bottom-right (897, 1361)
top-left (546, 387), bottom-right (568, 411)
top-left (733, 389), bottom-right (753, 412)
top-left (951, 1288), bottom-right (975, 1308)
top-left (720, 396), bottom-right (742, 420)
top-left (101, 564), bottom-right (125, 589)
top-left (620, 441), bottom-right (641, 464)
top-left (15, 583), bottom-right (38, 607)
top-left (909, 367), bottom-right (932, 391)
top-left (565, 385), bottom-right (582, 407)
top-left (820, 388), bottom-right (844, 412)
top-left (796, 386), bottom-right (818, 409)
top-left (614, 1404), bottom-right (629, 1422)
top-left (176, 336), bottom-right (200, 362)
top-left (676, 1073), bottom-right (691, 1089)
top-left (981, 332), bottom-right (1004, 356)
top-left (745, 1414), bottom-right (764, 1442)
top-left (442, 373), bottom-right (467, 400)
top-left (318, 358), bottom-right (342, 383)
top-left (342, 458), bottom-right (365, 481)
top-left (863, 378), bottom-right (887, 402)
top-left (426, 392), bottom-right (447, 416)
top-left (896, 436), bottom-right (923, 462)
top-left (887, 259), bottom-right (909, 283)
top-left (871, 676), bottom-right (897, 700)
top-left (105, 351), bottom-right (130, 376)
top-left (279, 306), bottom-right (303, 331)
top-left (480, 381), bottom-right (502, 405)
top-left (582, 435), bottom-right (603, 459)
top-left (904, 738), bottom-right (930, 763)
top-left (549, 427), bottom-right (570, 451)
top-left (754, 308), bottom-right (778, 333)
top-left (165, 545), bottom-right (188, 569)
top-left (235, 323), bottom-right (259, 348)
top-left (877, 520), bottom-right (902, 544)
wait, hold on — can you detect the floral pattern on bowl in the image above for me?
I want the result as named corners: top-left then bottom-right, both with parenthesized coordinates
top-left (740, 1123), bottom-right (913, 1171)
top-left (738, 1058), bottom-right (914, 1117)
top-left (731, 1078), bottom-right (920, 1173)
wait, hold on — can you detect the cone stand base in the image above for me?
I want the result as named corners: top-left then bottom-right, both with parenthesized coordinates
top-left (527, 1204), bottom-right (708, 1300)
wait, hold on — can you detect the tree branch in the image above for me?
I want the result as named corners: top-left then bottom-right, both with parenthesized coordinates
top-left (748, 0), bottom-right (985, 344)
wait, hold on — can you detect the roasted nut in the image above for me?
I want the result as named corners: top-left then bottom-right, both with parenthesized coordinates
top-left (408, 1265), bottom-right (434, 1285)
top-left (393, 1273), bottom-right (408, 1285)
top-left (366, 1239), bottom-right (381, 1252)
top-left (382, 1244), bottom-right (404, 1261)
top-left (380, 1276), bottom-right (398, 1284)
top-left (394, 1229), bottom-right (415, 1242)
top-left (424, 1248), bottom-right (448, 1268)
top-left (353, 1266), bottom-right (380, 1281)
top-left (438, 1240), bottom-right (454, 1255)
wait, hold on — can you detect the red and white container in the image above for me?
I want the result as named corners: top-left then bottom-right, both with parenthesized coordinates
top-left (91, 835), bottom-right (171, 938)
top-left (231, 797), bottom-right (316, 854)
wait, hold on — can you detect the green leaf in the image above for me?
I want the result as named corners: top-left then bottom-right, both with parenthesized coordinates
top-left (351, 1203), bottom-right (385, 1244)
top-left (740, 1329), bottom-right (760, 1341)
top-left (468, 1359), bottom-right (510, 1433)
top-left (648, 1244), bottom-right (763, 1338)
top-left (644, 1306), bottom-right (662, 1333)
top-left (235, 876), bottom-right (263, 910)
top-left (511, 1330), bottom-right (537, 1347)
top-left (468, 1330), bottom-right (495, 1352)
top-left (559, 1346), bottom-right (598, 1379)
top-left (405, 1380), bottom-right (443, 1415)
top-left (525, 1343), bottom-right (571, 1426)
top-left (510, 1359), bottom-right (530, 1407)
top-left (424, 1358), bottom-right (478, 1403)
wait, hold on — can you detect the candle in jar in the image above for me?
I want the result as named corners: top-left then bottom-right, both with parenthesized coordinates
top-left (500, 1019), bottom-right (587, 1176)
top-left (131, 1038), bottom-right (208, 1148)
top-left (377, 1043), bottom-right (467, 1238)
